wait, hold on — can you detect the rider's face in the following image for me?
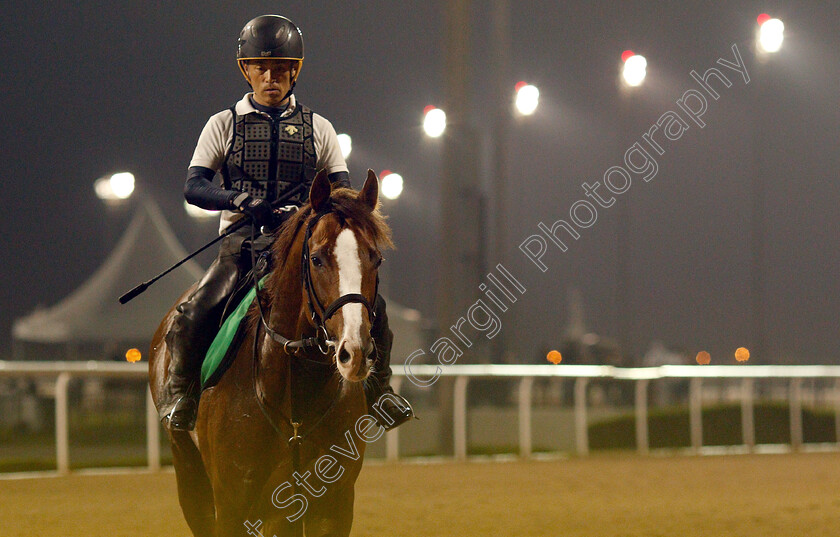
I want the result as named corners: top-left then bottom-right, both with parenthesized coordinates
top-left (244, 59), bottom-right (296, 108)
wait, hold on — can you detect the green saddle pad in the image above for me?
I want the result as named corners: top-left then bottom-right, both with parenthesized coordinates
top-left (200, 277), bottom-right (266, 388)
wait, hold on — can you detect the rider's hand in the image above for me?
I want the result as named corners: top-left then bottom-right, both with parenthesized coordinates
top-left (231, 193), bottom-right (274, 228)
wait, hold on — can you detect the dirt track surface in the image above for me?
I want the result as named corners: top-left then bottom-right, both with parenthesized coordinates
top-left (2, 452), bottom-right (839, 536)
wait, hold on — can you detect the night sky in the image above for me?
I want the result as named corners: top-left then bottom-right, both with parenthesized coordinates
top-left (2, 1), bottom-right (838, 364)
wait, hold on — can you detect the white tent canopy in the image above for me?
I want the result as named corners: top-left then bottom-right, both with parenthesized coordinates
top-left (13, 199), bottom-right (204, 347)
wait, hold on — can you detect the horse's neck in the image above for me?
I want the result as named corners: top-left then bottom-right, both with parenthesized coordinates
top-left (265, 229), bottom-right (308, 341)
top-left (260, 226), bottom-right (328, 365)
top-left (261, 227), bottom-right (343, 414)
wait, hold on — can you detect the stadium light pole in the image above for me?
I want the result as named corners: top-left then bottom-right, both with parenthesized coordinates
top-left (751, 14), bottom-right (784, 363)
top-left (488, 0), bottom-right (512, 366)
top-left (617, 50), bottom-right (647, 361)
top-left (431, 77), bottom-right (542, 362)
top-left (429, 31), bottom-right (542, 365)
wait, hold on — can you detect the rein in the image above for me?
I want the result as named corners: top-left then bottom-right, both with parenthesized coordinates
top-left (251, 319), bottom-right (342, 448)
top-left (246, 203), bottom-right (376, 470)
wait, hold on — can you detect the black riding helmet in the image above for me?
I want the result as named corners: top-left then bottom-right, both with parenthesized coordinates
top-left (237, 15), bottom-right (304, 87)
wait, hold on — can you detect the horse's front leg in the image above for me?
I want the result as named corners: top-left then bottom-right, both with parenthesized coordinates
top-left (170, 430), bottom-right (216, 537)
top-left (200, 399), bottom-right (285, 536)
top-left (241, 463), bottom-right (309, 537)
top-left (302, 487), bottom-right (356, 537)
top-left (212, 465), bottom-right (285, 537)
top-left (209, 469), bottom-right (266, 537)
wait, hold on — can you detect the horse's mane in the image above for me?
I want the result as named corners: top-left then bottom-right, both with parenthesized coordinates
top-left (257, 187), bottom-right (393, 318)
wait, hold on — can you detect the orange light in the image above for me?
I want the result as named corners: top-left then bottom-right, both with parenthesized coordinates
top-left (757, 13), bottom-right (771, 25)
top-left (126, 348), bottom-right (142, 363)
top-left (546, 350), bottom-right (563, 364)
top-left (735, 347), bottom-right (750, 362)
top-left (621, 49), bottom-right (635, 62)
top-left (695, 351), bottom-right (711, 365)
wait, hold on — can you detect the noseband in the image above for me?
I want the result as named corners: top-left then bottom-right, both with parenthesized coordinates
top-left (257, 206), bottom-right (376, 355)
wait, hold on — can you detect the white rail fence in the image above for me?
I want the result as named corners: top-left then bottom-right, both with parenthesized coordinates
top-left (1, 361), bottom-right (839, 474)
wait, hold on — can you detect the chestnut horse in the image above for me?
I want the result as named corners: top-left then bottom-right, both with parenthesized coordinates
top-left (149, 170), bottom-right (392, 536)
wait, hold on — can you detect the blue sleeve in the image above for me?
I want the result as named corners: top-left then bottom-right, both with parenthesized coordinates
top-left (184, 166), bottom-right (238, 210)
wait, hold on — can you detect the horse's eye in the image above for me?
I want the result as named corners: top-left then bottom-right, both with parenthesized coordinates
top-left (374, 256), bottom-right (383, 268)
top-left (311, 255), bottom-right (323, 268)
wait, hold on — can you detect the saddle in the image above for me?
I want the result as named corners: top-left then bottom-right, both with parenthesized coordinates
top-left (200, 240), bottom-right (271, 390)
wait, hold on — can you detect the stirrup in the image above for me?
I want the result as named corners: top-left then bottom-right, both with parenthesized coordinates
top-left (162, 396), bottom-right (198, 431)
top-left (370, 391), bottom-right (417, 432)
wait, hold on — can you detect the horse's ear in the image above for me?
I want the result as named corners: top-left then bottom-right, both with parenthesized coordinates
top-left (359, 169), bottom-right (379, 211)
top-left (309, 168), bottom-right (331, 211)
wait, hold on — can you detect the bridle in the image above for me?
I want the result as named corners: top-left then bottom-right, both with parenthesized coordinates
top-left (254, 205), bottom-right (377, 356)
top-left (248, 203), bottom-right (379, 477)
top-left (300, 209), bottom-right (377, 353)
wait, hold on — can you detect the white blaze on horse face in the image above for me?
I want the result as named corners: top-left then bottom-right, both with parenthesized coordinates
top-left (334, 228), bottom-right (364, 360)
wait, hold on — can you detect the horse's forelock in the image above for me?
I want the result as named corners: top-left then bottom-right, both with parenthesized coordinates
top-left (327, 188), bottom-right (393, 251)
top-left (297, 187), bottom-right (392, 250)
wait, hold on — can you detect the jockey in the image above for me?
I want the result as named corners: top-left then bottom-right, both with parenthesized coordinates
top-left (160, 14), bottom-right (414, 432)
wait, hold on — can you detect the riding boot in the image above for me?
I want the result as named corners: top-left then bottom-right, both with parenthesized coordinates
top-left (160, 232), bottom-right (247, 431)
top-left (364, 294), bottom-right (416, 431)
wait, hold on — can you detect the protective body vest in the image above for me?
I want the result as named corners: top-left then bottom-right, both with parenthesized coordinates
top-left (222, 103), bottom-right (317, 206)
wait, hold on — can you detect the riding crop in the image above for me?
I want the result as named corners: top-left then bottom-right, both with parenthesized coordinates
top-left (118, 184), bottom-right (305, 304)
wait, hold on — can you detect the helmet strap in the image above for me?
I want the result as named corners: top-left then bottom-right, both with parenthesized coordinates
top-left (280, 80), bottom-right (296, 104)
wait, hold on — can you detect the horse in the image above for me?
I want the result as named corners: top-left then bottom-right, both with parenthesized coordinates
top-left (149, 169), bottom-right (392, 536)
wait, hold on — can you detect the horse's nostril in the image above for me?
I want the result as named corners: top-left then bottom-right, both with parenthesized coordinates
top-left (338, 347), bottom-right (351, 364)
